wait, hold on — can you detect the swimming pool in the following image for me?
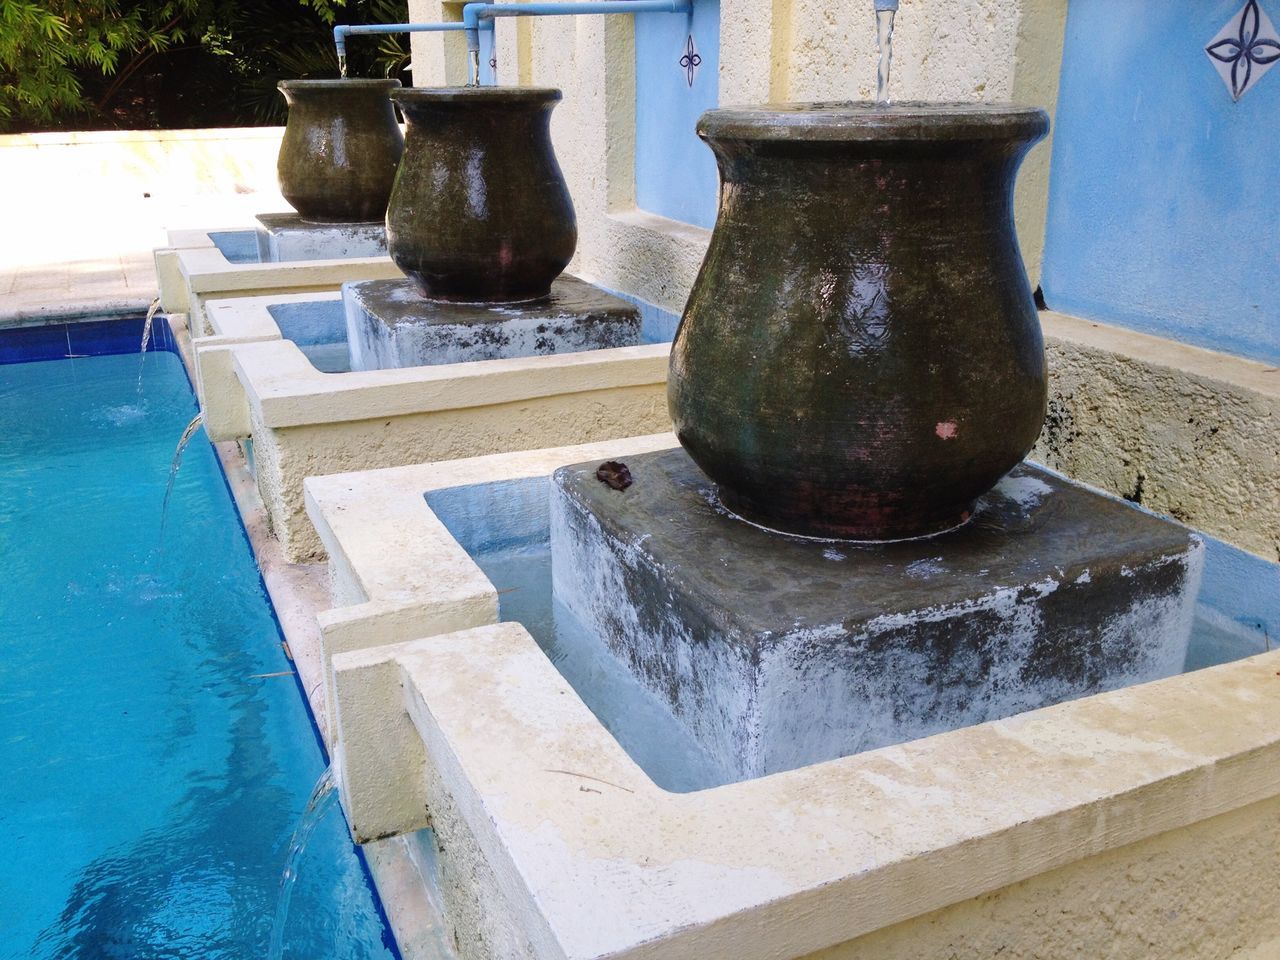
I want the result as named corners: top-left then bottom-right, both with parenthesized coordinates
top-left (0, 318), bottom-right (397, 959)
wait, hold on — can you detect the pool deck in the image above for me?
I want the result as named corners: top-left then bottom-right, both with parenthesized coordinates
top-left (0, 189), bottom-right (285, 323)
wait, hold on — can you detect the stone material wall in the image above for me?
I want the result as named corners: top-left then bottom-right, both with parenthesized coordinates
top-left (248, 308), bottom-right (1277, 567)
top-left (252, 384), bottom-right (670, 562)
top-left (0, 127), bottom-right (283, 202)
top-left (407, 0), bottom-right (1066, 315)
top-left (1038, 312), bottom-right (1280, 563)
top-left (804, 794), bottom-right (1280, 960)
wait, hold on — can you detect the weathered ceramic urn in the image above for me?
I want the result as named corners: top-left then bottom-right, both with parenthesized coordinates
top-left (669, 102), bottom-right (1050, 540)
top-left (387, 87), bottom-right (577, 302)
top-left (276, 79), bottom-right (404, 223)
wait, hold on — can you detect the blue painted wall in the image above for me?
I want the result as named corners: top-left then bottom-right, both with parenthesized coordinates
top-left (634, 0), bottom-right (720, 228)
top-left (1042, 0), bottom-right (1280, 363)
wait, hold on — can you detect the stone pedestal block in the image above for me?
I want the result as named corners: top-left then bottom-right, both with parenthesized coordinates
top-left (551, 448), bottom-right (1204, 782)
top-left (254, 212), bottom-right (387, 263)
top-left (342, 275), bottom-right (641, 371)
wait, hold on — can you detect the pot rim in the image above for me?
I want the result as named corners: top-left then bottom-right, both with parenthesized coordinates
top-left (278, 78), bottom-right (403, 92)
top-left (392, 85), bottom-right (562, 106)
top-left (699, 101), bottom-right (1048, 143)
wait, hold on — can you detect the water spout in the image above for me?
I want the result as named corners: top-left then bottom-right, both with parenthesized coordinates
top-left (268, 766), bottom-right (339, 960)
top-left (874, 0), bottom-right (898, 107)
top-left (332, 21), bottom-right (469, 78)
top-left (158, 412), bottom-right (204, 548)
top-left (137, 297), bottom-right (162, 392)
top-left (461, 1), bottom-right (691, 85)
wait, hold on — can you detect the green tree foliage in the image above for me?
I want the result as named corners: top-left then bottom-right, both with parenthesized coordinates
top-left (0, 0), bottom-right (408, 132)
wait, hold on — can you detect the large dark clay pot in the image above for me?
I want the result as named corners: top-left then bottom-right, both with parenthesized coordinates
top-left (387, 87), bottom-right (577, 303)
top-left (277, 79), bottom-right (404, 223)
top-left (669, 103), bottom-right (1050, 540)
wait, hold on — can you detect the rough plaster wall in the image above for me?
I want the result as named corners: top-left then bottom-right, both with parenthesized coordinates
top-left (1011, 1), bottom-right (1067, 284)
top-left (256, 384), bottom-right (669, 563)
top-left (411, 0), bottom-right (1064, 315)
top-left (408, 0), bottom-right (465, 86)
top-left (414, 772), bottom-right (539, 960)
top-left (1038, 336), bottom-right (1280, 563)
top-left (802, 794), bottom-right (1280, 960)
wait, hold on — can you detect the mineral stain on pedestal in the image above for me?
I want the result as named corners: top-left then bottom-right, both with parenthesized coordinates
top-left (342, 276), bottom-right (642, 370)
top-left (551, 448), bottom-right (1204, 781)
top-left (254, 213), bottom-right (386, 263)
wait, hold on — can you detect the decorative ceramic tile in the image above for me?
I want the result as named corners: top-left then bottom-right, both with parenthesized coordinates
top-left (679, 33), bottom-right (702, 88)
top-left (1206, 0), bottom-right (1280, 101)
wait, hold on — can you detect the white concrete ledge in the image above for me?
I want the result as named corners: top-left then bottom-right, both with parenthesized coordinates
top-left (166, 246), bottom-right (404, 333)
top-left (237, 339), bottom-right (670, 429)
top-left (333, 603), bottom-right (1280, 960)
top-left (307, 435), bottom-right (674, 741)
top-left (1041, 310), bottom-right (1280, 400)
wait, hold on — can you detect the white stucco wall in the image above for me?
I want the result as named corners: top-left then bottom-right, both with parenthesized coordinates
top-left (407, 0), bottom-right (1066, 313)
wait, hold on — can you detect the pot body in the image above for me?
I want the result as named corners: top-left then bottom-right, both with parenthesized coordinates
top-left (387, 87), bottom-right (577, 303)
top-left (277, 79), bottom-right (404, 223)
top-left (669, 103), bottom-right (1050, 540)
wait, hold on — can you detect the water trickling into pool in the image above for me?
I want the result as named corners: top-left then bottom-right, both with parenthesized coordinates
top-left (269, 766), bottom-right (340, 960)
top-left (136, 297), bottom-right (162, 392)
top-left (159, 411), bottom-right (204, 548)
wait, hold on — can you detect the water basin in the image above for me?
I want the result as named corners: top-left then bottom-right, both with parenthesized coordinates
top-left (427, 473), bottom-right (1277, 793)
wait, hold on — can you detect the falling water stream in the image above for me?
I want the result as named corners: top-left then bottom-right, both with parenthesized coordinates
top-left (875, 7), bottom-right (895, 107)
top-left (158, 411), bottom-right (205, 548)
top-left (339, 53), bottom-right (348, 78)
top-left (136, 297), bottom-right (162, 391)
top-left (268, 766), bottom-right (339, 960)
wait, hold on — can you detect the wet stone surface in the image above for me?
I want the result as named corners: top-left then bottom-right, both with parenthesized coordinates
top-left (551, 447), bottom-right (1204, 782)
top-left (342, 275), bottom-right (641, 371)
top-left (254, 213), bottom-right (387, 263)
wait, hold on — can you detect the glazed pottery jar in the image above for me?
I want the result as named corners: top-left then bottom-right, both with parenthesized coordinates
top-left (386, 87), bottom-right (577, 302)
top-left (669, 103), bottom-right (1050, 540)
top-left (277, 79), bottom-right (404, 223)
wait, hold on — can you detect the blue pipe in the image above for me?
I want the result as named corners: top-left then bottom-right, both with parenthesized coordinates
top-left (333, 21), bottom-right (475, 61)
top-left (461, 0), bottom-right (693, 80)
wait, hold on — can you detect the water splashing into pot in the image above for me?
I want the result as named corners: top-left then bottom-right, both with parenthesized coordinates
top-left (876, 5), bottom-right (896, 107)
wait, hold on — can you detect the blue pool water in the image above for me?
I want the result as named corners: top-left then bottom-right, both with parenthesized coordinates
top-left (0, 322), bottom-right (397, 959)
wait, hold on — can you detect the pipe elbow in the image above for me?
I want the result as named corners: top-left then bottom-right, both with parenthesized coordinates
top-left (462, 3), bottom-right (485, 34)
top-left (333, 23), bottom-right (349, 56)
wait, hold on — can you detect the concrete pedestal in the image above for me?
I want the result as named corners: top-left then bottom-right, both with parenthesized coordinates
top-left (342, 275), bottom-right (641, 371)
top-left (551, 448), bottom-right (1204, 782)
top-left (254, 212), bottom-right (386, 263)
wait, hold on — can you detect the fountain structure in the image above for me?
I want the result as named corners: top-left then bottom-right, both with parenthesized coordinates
top-left (341, 85), bottom-right (642, 370)
top-left (548, 100), bottom-right (1202, 780)
top-left (257, 78), bottom-right (405, 262)
top-left (301, 6), bottom-right (1280, 957)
